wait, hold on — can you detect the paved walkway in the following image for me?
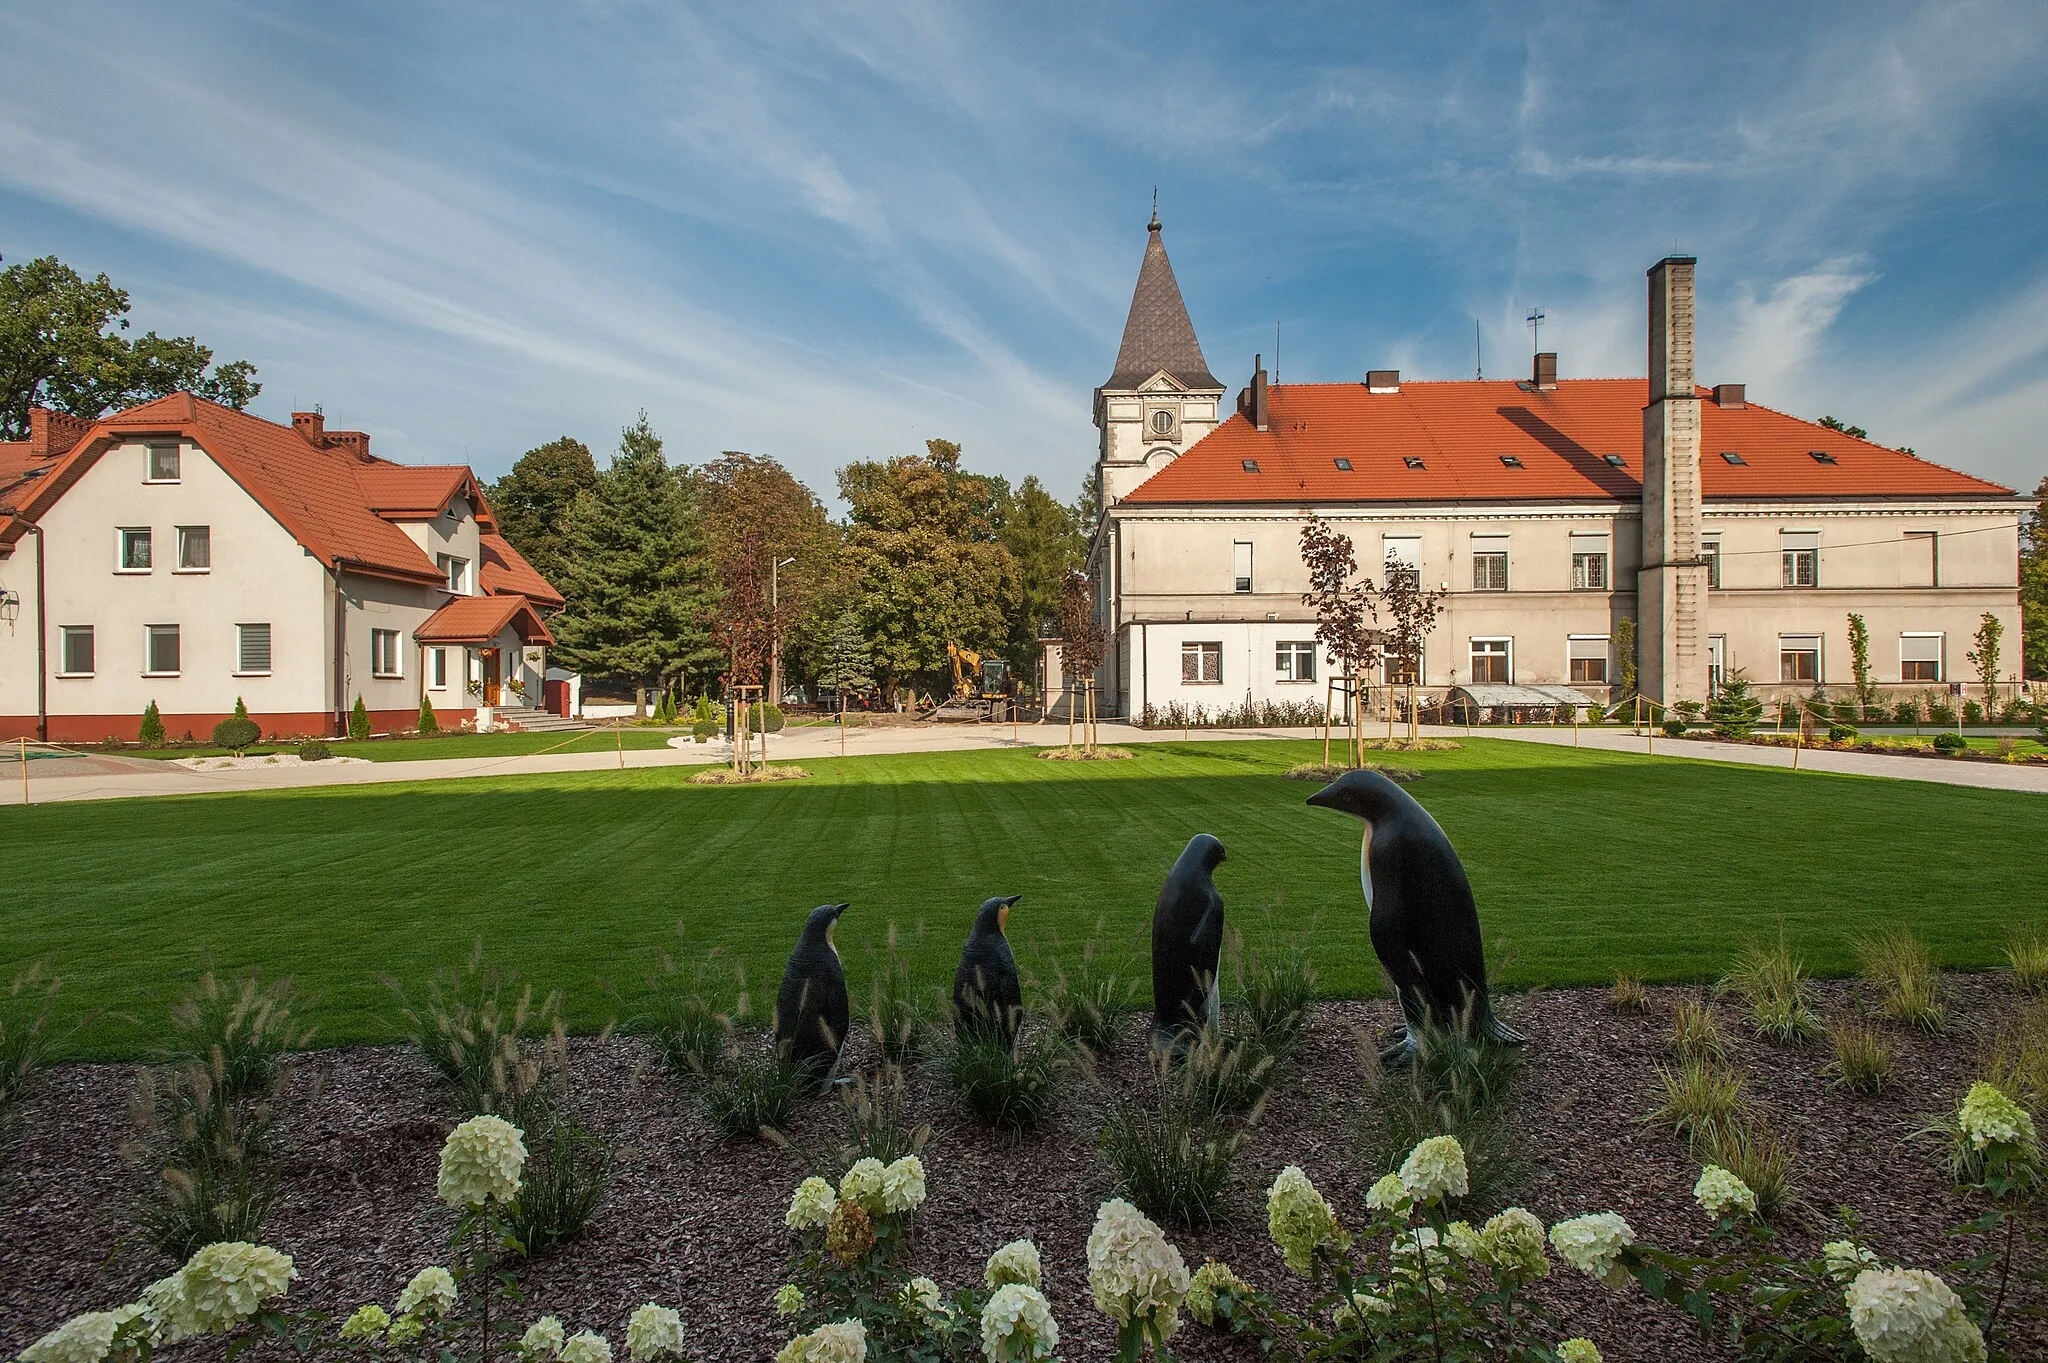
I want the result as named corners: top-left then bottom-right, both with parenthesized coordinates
top-left (3, 718), bottom-right (2043, 806)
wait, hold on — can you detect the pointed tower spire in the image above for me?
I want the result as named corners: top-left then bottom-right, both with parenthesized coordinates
top-left (1104, 213), bottom-right (1220, 391)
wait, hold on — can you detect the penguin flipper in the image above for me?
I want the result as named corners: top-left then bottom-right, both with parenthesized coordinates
top-left (1481, 1012), bottom-right (1527, 1047)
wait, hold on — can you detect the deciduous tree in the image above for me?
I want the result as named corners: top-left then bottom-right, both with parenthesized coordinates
top-left (1300, 515), bottom-right (1380, 765)
top-left (1967, 612), bottom-right (2004, 711)
top-left (996, 474), bottom-right (1086, 675)
top-left (1057, 570), bottom-right (1107, 750)
top-left (2021, 476), bottom-right (2047, 681)
top-left (1, 256), bottom-right (258, 438)
top-left (486, 437), bottom-right (598, 591)
top-left (698, 451), bottom-right (836, 696)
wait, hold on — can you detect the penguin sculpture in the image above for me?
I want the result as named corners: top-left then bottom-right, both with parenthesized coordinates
top-left (953, 894), bottom-right (1024, 1048)
top-left (1151, 834), bottom-right (1227, 1050)
top-left (1305, 769), bottom-right (1523, 1066)
top-left (774, 903), bottom-right (852, 1086)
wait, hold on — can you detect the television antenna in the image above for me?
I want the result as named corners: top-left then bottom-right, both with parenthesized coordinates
top-left (1525, 307), bottom-right (1546, 354)
top-left (1475, 319), bottom-right (1483, 380)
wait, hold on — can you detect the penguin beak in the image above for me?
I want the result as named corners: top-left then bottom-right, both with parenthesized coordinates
top-left (998, 894), bottom-right (1020, 932)
top-left (1306, 782), bottom-right (1344, 811)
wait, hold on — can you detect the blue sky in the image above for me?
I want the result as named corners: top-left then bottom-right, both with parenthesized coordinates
top-left (3, 1), bottom-right (2044, 501)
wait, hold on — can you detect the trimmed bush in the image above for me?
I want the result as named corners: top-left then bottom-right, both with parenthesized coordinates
top-left (211, 714), bottom-right (261, 756)
top-left (139, 700), bottom-right (166, 748)
top-left (1826, 722), bottom-right (1859, 744)
top-left (1933, 730), bottom-right (1968, 753)
top-left (748, 702), bottom-right (786, 734)
top-left (1893, 698), bottom-right (1921, 724)
top-left (418, 695), bottom-right (438, 734)
top-left (691, 718), bottom-right (719, 743)
top-left (348, 695), bottom-right (371, 741)
top-left (1661, 717), bottom-right (1686, 737)
top-left (297, 741), bottom-right (333, 762)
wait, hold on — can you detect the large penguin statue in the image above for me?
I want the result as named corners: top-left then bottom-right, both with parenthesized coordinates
top-left (774, 903), bottom-right (852, 1087)
top-left (953, 894), bottom-right (1025, 1048)
top-left (1151, 834), bottom-right (1227, 1050)
top-left (1306, 769), bottom-right (1523, 1065)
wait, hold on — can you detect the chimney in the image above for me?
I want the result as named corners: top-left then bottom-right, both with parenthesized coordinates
top-left (323, 430), bottom-right (372, 460)
top-left (292, 411), bottom-right (326, 446)
top-left (1237, 355), bottom-right (1270, 432)
top-left (1639, 255), bottom-right (1708, 710)
top-left (1365, 369), bottom-right (1400, 393)
top-left (1532, 352), bottom-right (1557, 390)
top-left (28, 408), bottom-right (90, 459)
top-left (1713, 383), bottom-right (1745, 408)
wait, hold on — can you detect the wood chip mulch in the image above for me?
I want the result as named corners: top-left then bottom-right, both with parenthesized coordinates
top-left (2, 977), bottom-right (2040, 1361)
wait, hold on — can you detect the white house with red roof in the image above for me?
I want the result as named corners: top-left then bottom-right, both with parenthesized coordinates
top-left (1082, 220), bottom-right (2023, 720)
top-left (0, 397), bottom-right (563, 742)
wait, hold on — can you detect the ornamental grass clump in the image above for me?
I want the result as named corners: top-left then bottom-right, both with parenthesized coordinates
top-left (865, 926), bottom-right (930, 1064)
top-left (1097, 1043), bottom-right (1255, 1226)
top-left (940, 1023), bottom-right (1062, 1136)
top-left (1607, 972), bottom-right (1649, 1013)
top-left (1826, 1019), bottom-right (1896, 1094)
top-left (834, 1061), bottom-right (930, 1164)
top-left (1670, 996), bottom-right (1726, 1062)
top-left (1360, 1017), bottom-right (1522, 1207)
top-left (1042, 934), bottom-right (1135, 1057)
top-left (702, 1038), bottom-right (808, 1140)
top-left (1229, 929), bottom-right (1317, 1059)
top-left (0, 961), bottom-right (61, 1120)
top-left (1183, 1024), bottom-right (1278, 1114)
top-left (2005, 927), bottom-right (2048, 995)
top-left (387, 942), bottom-right (562, 1118)
top-left (1719, 937), bottom-right (1821, 1045)
top-left (631, 951), bottom-right (746, 1080)
top-left (1855, 927), bottom-right (1947, 1032)
top-left (1646, 1057), bottom-right (1747, 1148)
top-left (1696, 1117), bottom-right (1797, 1221)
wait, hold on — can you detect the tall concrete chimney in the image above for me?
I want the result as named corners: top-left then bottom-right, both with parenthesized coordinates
top-left (1637, 257), bottom-right (1709, 709)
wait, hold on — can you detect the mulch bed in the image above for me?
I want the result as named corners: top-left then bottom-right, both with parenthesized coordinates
top-left (2, 977), bottom-right (2038, 1361)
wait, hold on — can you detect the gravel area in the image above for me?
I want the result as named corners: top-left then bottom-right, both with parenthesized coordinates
top-left (2, 976), bottom-right (2038, 1361)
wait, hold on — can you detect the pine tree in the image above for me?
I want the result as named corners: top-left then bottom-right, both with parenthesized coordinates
top-left (139, 700), bottom-right (165, 748)
top-left (349, 695), bottom-right (371, 741)
top-left (232, 695), bottom-right (250, 721)
top-left (419, 695), bottom-right (438, 734)
top-left (817, 612), bottom-right (877, 707)
top-left (1708, 670), bottom-right (1764, 739)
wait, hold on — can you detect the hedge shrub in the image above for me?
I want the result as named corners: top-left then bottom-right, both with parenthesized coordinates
top-left (748, 703), bottom-right (785, 734)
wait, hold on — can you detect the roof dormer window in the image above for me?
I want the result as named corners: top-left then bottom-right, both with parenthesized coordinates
top-left (1809, 450), bottom-right (1837, 465)
top-left (1500, 455), bottom-right (1524, 468)
top-left (1602, 453), bottom-right (1626, 467)
top-left (1721, 451), bottom-right (1747, 466)
top-left (1333, 458), bottom-right (1353, 471)
top-left (1241, 459), bottom-right (1260, 473)
top-left (1403, 456), bottom-right (1426, 470)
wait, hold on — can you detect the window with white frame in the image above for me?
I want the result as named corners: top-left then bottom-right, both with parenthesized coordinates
top-left (118, 527), bottom-right (152, 571)
top-left (145, 624), bottom-right (180, 675)
top-left (371, 628), bottom-right (403, 678)
top-left (146, 444), bottom-right (181, 482)
top-left (59, 626), bottom-right (94, 676)
top-left (177, 525), bottom-right (210, 571)
top-left (1900, 633), bottom-right (1943, 683)
top-left (1570, 533), bottom-right (1609, 590)
top-left (1781, 530), bottom-right (1819, 587)
top-left (1382, 535), bottom-right (1421, 586)
top-left (1182, 641), bottom-right (1222, 684)
top-left (237, 623), bottom-right (272, 675)
top-left (1568, 636), bottom-right (1609, 684)
top-left (1471, 535), bottom-right (1508, 590)
top-left (1702, 538), bottom-right (1722, 589)
top-left (1232, 541), bottom-right (1253, 593)
top-left (439, 554), bottom-right (469, 595)
top-left (1276, 641), bottom-right (1316, 682)
top-left (1469, 638), bottom-right (1510, 684)
top-left (431, 648), bottom-right (449, 689)
top-left (1779, 634), bottom-right (1821, 683)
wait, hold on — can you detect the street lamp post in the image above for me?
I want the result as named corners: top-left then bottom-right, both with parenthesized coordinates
top-left (770, 556), bottom-right (796, 709)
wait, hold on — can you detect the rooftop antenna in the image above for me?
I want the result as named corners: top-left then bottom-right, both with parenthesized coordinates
top-left (1525, 307), bottom-right (1545, 355)
top-left (1274, 319), bottom-right (1281, 386)
top-left (1475, 319), bottom-right (1483, 380)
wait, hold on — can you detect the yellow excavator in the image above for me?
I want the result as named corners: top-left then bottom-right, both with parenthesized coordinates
top-left (928, 643), bottom-right (1015, 721)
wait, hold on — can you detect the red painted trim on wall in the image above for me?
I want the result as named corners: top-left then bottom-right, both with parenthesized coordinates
top-left (0, 710), bottom-right (478, 744)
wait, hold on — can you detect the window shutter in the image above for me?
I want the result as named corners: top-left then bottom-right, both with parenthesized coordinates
top-left (240, 624), bottom-right (272, 673)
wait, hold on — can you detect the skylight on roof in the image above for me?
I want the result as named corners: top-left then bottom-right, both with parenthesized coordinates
top-left (1333, 457), bottom-right (1352, 471)
top-left (1500, 455), bottom-right (1524, 468)
top-left (1809, 450), bottom-right (1838, 464)
top-left (1721, 451), bottom-right (1747, 466)
top-left (1241, 459), bottom-right (1260, 473)
top-left (1602, 453), bottom-right (1626, 467)
top-left (1403, 455), bottom-right (1426, 470)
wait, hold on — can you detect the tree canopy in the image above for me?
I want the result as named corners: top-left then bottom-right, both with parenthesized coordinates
top-left (1, 255), bottom-right (259, 439)
top-left (997, 474), bottom-right (1088, 672)
top-left (2021, 475), bottom-right (2047, 681)
top-left (486, 436), bottom-right (599, 591)
top-left (699, 451), bottom-right (838, 690)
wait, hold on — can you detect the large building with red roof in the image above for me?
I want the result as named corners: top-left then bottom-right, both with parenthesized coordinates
top-left (1080, 219), bottom-right (2023, 720)
top-left (0, 397), bottom-right (562, 742)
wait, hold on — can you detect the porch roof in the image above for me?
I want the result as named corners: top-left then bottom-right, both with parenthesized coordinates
top-left (414, 594), bottom-right (555, 646)
top-left (1446, 684), bottom-right (1596, 708)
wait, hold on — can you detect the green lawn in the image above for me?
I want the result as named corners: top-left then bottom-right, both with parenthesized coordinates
top-left (116, 729), bottom-right (683, 762)
top-left (4, 738), bottom-right (2043, 1059)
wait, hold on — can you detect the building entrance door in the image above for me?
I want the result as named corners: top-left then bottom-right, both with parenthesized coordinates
top-left (482, 650), bottom-right (501, 705)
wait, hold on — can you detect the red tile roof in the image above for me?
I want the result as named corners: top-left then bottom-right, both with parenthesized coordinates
top-left (479, 533), bottom-right (564, 608)
top-left (0, 397), bottom-right (563, 609)
top-left (0, 441), bottom-right (37, 508)
top-left (1121, 379), bottom-right (2013, 506)
top-left (414, 593), bottom-right (555, 645)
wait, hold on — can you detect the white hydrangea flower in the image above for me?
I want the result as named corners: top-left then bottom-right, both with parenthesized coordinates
top-left (559, 1330), bottom-right (613, 1363)
top-left (175, 1242), bottom-right (298, 1332)
top-left (900, 1278), bottom-right (945, 1317)
top-left (1557, 1338), bottom-right (1603, 1363)
top-left (1266, 1166), bottom-right (1349, 1276)
top-left (1184, 1261), bottom-right (1249, 1329)
top-left (1549, 1213), bottom-right (1635, 1289)
top-left (881, 1155), bottom-right (927, 1215)
top-left (1364, 1173), bottom-right (1412, 1216)
top-left (1444, 1220), bottom-right (1485, 1259)
top-left (774, 1285), bottom-right (805, 1318)
top-left (1846, 1268), bottom-right (1987, 1363)
top-left (1330, 1290), bottom-right (1392, 1329)
top-left (801, 1319), bottom-right (867, 1363)
top-left (137, 1274), bottom-right (199, 1347)
top-left (1823, 1241), bottom-right (1882, 1285)
top-left (1958, 1082), bottom-right (2037, 1152)
top-left (20, 1310), bottom-right (127, 1363)
top-left (1478, 1208), bottom-right (1550, 1280)
top-left (1694, 1165), bottom-right (1758, 1219)
top-left (521, 1316), bottom-right (567, 1357)
top-left (1391, 1227), bottom-right (1449, 1290)
top-left (1086, 1199), bottom-right (1190, 1338)
top-left (787, 1177), bottom-right (837, 1230)
top-left (396, 1266), bottom-right (457, 1320)
top-left (839, 1158), bottom-right (887, 1214)
top-left (1398, 1135), bottom-right (1470, 1205)
top-left (436, 1114), bottom-right (528, 1209)
top-left (626, 1304), bottom-right (685, 1362)
top-left (340, 1305), bottom-right (392, 1341)
top-left (984, 1240), bottom-right (1043, 1290)
top-left (980, 1285), bottom-right (1057, 1362)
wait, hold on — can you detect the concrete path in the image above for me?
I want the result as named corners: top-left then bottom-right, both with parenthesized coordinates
top-left (3, 717), bottom-right (2043, 807)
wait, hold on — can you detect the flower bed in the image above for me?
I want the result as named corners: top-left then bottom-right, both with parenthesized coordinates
top-left (3, 976), bottom-right (2041, 1361)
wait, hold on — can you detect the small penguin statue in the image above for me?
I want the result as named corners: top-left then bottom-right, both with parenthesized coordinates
top-left (1306, 769), bottom-right (1524, 1066)
top-left (774, 903), bottom-right (852, 1087)
top-left (953, 894), bottom-right (1024, 1048)
top-left (1151, 834), bottom-right (1227, 1050)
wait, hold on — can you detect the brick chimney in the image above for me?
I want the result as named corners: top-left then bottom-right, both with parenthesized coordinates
top-left (1532, 352), bottom-right (1557, 390)
top-left (27, 408), bottom-right (90, 459)
top-left (292, 411), bottom-right (326, 445)
top-left (1236, 356), bottom-right (1270, 432)
top-left (323, 430), bottom-right (372, 460)
top-left (1638, 257), bottom-right (1709, 708)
